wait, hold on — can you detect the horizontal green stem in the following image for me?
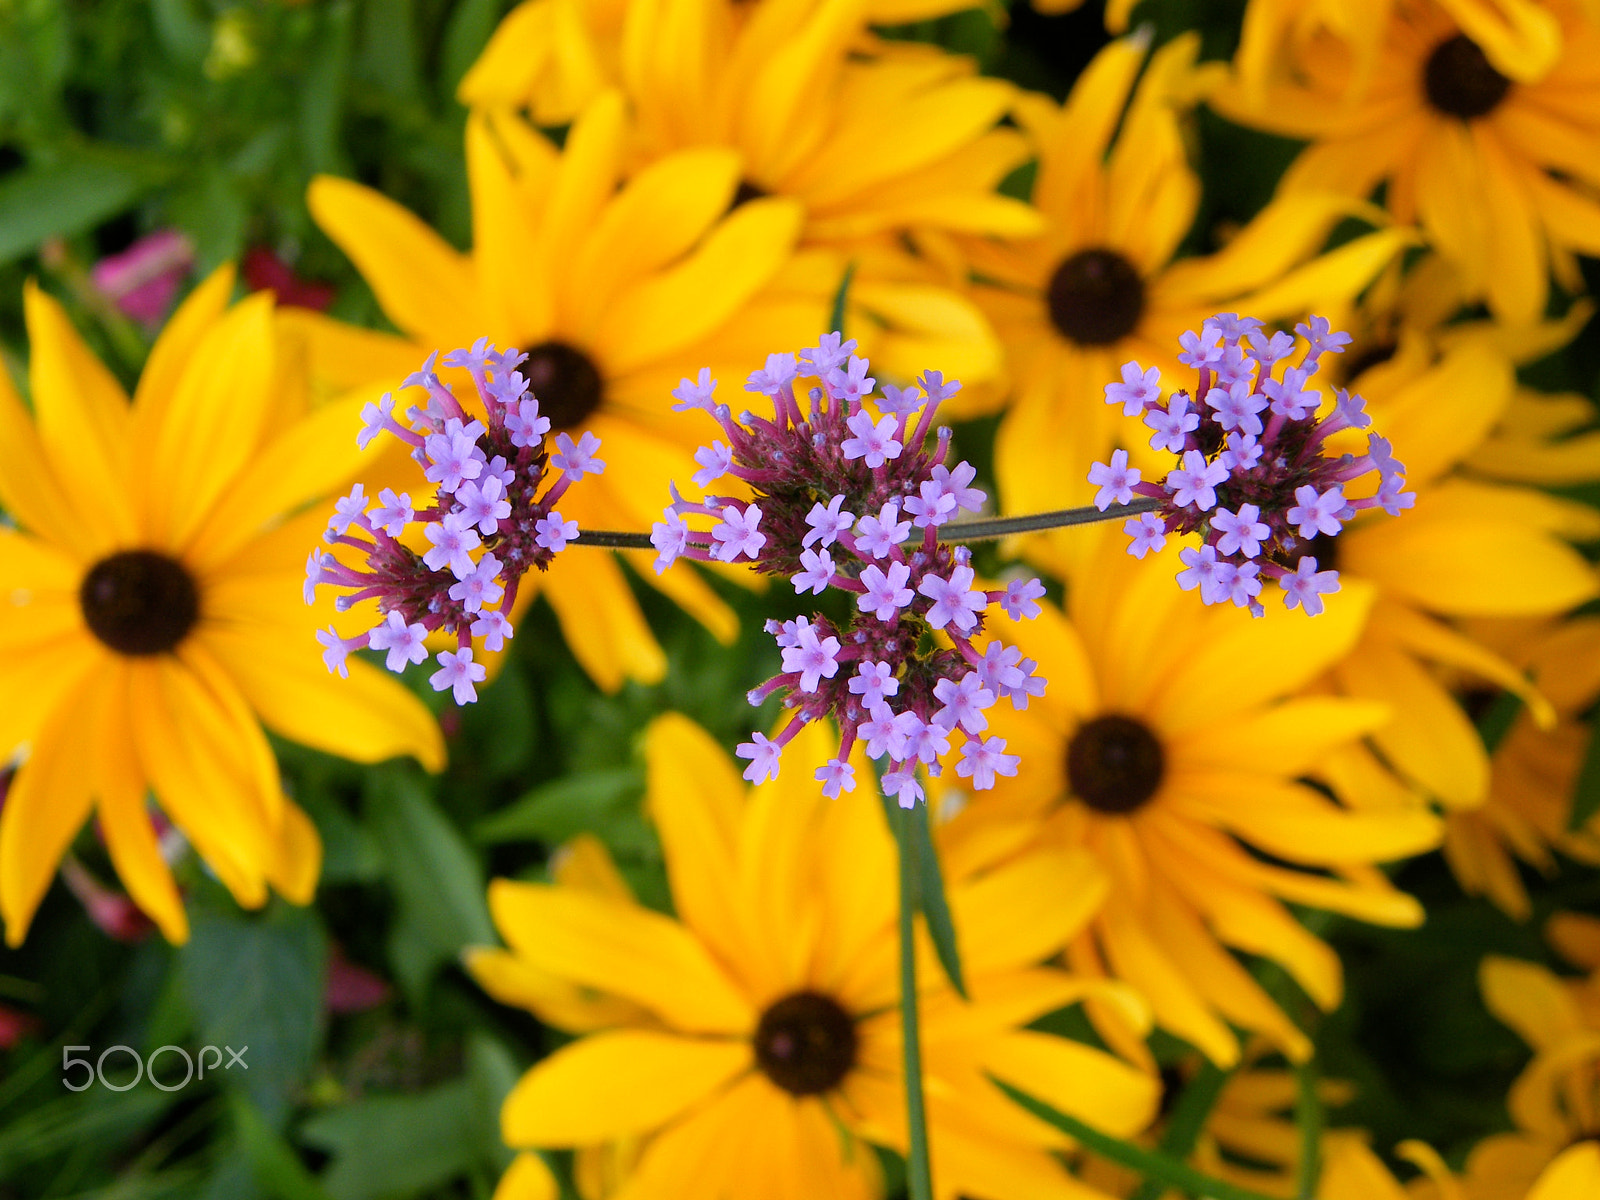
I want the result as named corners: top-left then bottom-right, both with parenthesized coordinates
top-left (571, 497), bottom-right (1160, 551)
top-left (992, 1078), bottom-right (1286, 1200)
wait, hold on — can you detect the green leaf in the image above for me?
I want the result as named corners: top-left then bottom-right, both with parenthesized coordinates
top-left (909, 801), bottom-right (965, 1000)
top-left (0, 155), bottom-right (167, 266)
top-left (828, 261), bottom-right (855, 338)
top-left (1567, 719), bottom-right (1600, 832)
top-left (0, 1088), bottom-right (176, 1175)
top-left (465, 1031), bottom-right (521, 1172)
top-left (366, 767), bottom-right (494, 981)
top-left (1476, 689), bottom-right (1523, 754)
top-left (298, 1079), bottom-right (478, 1200)
top-left (230, 1093), bottom-right (336, 1200)
top-left (178, 905), bottom-right (327, 1128)
top-left (472, 767), bottom-right (644, 845)
top-left (300, 0), bottom-right (356, 177)
top-left (440, 0), bottom-right (506, 96)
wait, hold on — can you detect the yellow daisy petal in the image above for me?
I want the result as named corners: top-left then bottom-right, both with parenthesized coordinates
top-left (491, 1153), bottom-right (558, 1200)
top-left (1527, 1142), bottom-right (1600, 1200)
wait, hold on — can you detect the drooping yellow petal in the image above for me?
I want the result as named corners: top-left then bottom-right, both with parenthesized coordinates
top-left (0, 666), bottom-right (109, 946)
top-left (264, 798), bottom-right (322, 906)
top-left (486, 879), bottom-right (755, 1033)
top-left (981, 1028), bottom-right (1159, 1138)
top-left (131, 263), bottom-right (236, 431)
top-left (500, 1029), bottom-right (748, 1145)
top-left (1479, 956), bottom-right (1585, 1051)
top-left (1527, 1142), bottom-right (1600, 1200)
top-left (949, 849), bottom-right (1108, 977)
top-left (465, 945), bottom-right (651, 1032)
top-left (491, 1153), bottom-right (558, 1200)
top-left (308, 175), bottom-right (485, 347)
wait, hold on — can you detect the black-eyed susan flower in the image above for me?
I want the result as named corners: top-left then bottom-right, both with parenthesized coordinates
top-left (945, 532), bottom-right (1442, 1068)
top-left (1443, 616), bottom-right (1600, 919)
top-left (467, 713), bottom-right (1159, 1200)
top-left (0, 270), bottom-right (444, 947)
top-left (1471, 953), bottom-right (1600, 1198)
top-left (1212, 0), bottom-right (1600, 323)
top-left (965, 32), bottom-right (1410, 516)
top-left (289, 91), bottom-right (812, 691)
top-left (653, 335), bottom-right (1046, 804)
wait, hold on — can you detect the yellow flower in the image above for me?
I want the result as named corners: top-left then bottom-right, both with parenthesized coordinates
top-left (967, 32), bottom-right (1409, 514)
top-left (467, 713), bottom-right (1159, 1200)
top-left (290, 91), bottom-right (811, 691)
top-left (1472, 954), bottom-right (1600, 1199)
top-left (947, 534), bottom-right (1441, 1068)
top-left (1443, 616), bottom-right (1600, 918)
top-left (1212, 0), bottom-right (1600, 323)
top-left (0, 270), bottom-right (443, 947)
top-left (462, 0), bottom-right (1031, 385)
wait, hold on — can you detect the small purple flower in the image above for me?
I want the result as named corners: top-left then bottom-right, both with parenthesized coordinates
top-left (1001, 656), bottom-right (1047, 709)
top-left (1124, 511), bottom-right (1168, 559)
top-left (672, 367), bottom-right (718, 412)
top-left (1000, 577), bottom-right (1046, 620)
top-left (1167, 449), bottom-right (1229, 511)
top-left (1222, 560), bottom-right (1263, 609)
top-left (370, 488), bottom-right (414, 536)
top-left (327, 483), bottom-right (368, 537)
top-left (552, 431), bottom-right (605, 480)
top-left (1376, 473), bottom-right (1416, 516)
top-left (1088, 449), bottom-right (1142, 511)
top-left (432, 647), bottom-right (488, 704)
top-left (919, 564), bottom-right (984, 634)
top-left (883, 767), bottom-right (924, 809)
top-left (505, 397), bottom-right (550, 447)
top-left (693, 441), bottom-right (734, 489)
top-left (423, 517), bottom-right (482, 579)
top-left (906, 479), bottom-right (959, 528)
top-left (976, 641), bottom-right (1026, 695)
top-left (448, 553), bottom-right (505, 612)
top-left (710, 504), bottom-right (766, 562)
top-left (1106, 361), bottom-right (1163, 415)
top-left (1282, 556), bottom-right (1340, 615)
top-left (1212, 341), bottom-right (1257, 388)
top-left (1262, 366), bottom-right (1317, 420)
top-left (535, 511), bottom-right (579, 553)
top-left (918, 369), bottom-right (961, 405)
top-left (1177, 329), bottom-right (1225, 370)
top-left (878, 383), bottom-right (924, 416)
top-left (1248, 328), bottom-right (1297, 370)
top-left (1212, 504), bottom-right (1269, 558)
top-left (956, 735), bottom-right (1019, 791)
top-left (1176, 544), bottom-right (1227, 602)
top-left (901, 713), bottom-right (951, 766)
top-left (1205, 379), bottom-right (1267, 436)
top-left (358, 395), bottom-right (395, 450)
top-left (652, 509), bottom-right (690, 572)
top-left (1146, 393), bottom-right (1199, 454)
top-left (368, 610), bottom-right (430, 672)
top-left (1296, 315), bottom-right (1352, 360)
top-left (815, 757), bottom-right (856, 798)
top-left (849, 660), bottom-right (900, 707)
top-left (1366, 432), bottom-right (1405, 479)
top-left (859, 561), bottom-right (914, 620)
top-left (801, 333), bottom-right (856, 376)
top-left (1219, 432), bottom-right (1262, 472)
top-left (425, 427), bottom-right (487, 491)
top-left (316, 627), bottom-right (357, 678)
top-left (803, 495), bottom-right (855, 548)
top-left (736, 732), bottom-right (782, 783)
top-left (457, 476), bottom-right (512, 535)
top-left (929, 462), bottom-right (985, 514)
top-left (1334, 389), bottom-right (1372, 430)
top-left (841, 411), bottom-right (902, 468)
top-left (933, 672), bottom-right (995, 735)
top-left (1207, 313), bottom-right (1263, 341)
top-left (855, 502), bottom-right (911, 558)
top-left (1288, 485), bottom-right (1349, 538)
top-left (471, 608), bottom-right (514, 652)
top-left (826, 355), bottom-right (875, 404)
top-left (781, 620), bottom-right (842, 693)
top-left (746, 352), bottom-right (798, 396)
top-left (792, 547), bottom-right (836, 595)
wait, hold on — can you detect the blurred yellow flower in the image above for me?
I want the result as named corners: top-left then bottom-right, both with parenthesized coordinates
top-left (1444, 616), bottom-right (1600, 918)
top-left (948, 535), bottom-right (1441, 1068)
top-left (292, 91), bottom-right (812, 691)
top-left (966, 33), bottom-right (1409, 516)
top-left (467, 713), bottom-right (1158, 1200)
top-left (1472, 953), bottom-right (1600, 1199)
top-left (0, 269), bottom-right (443, 946)
top-left (1213, 0), bottom-right (1600, 322)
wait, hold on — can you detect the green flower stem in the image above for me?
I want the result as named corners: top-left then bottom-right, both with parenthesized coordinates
top-left (571, 498), bottom-right (1159, 551)
top-left (992, 1079), bottom-right (1287, 1200)
top-left (1128, 1060), bottom-right (1232, 1200)
top-left (895, 800), bottom-right (935, 1200)
top-left (1295, 1061), bottom-right (1323, 1200)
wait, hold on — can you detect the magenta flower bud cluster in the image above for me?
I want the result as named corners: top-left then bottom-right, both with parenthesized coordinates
top-left (653, 333), bottom-right (1046, 809)
top-left (1088, 314), bottom-right (1414, 618)
top-left (306, 339), bottom-right (604, 704)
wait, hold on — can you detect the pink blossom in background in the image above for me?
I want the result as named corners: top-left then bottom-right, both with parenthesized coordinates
top-left (243, 245), bottom-right (336, 311)
top-left (89, 229), bottom-right (194, 326)
top-left (325, 945), bottom-right (391, 1014)
top-left (0, 1004), bottom-right (40, 1051)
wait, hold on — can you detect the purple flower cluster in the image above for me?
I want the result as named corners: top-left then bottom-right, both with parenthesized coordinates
top-left (653, 333), bottom-right (1045, 808)
top-left (1088, 314), bottom-right (1413, 617)
top-left (306, 340), bottom-right (604, 703)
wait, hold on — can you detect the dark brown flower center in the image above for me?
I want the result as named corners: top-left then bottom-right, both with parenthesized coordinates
top-left (521, 340), bottom-right (604, 430)
top-left (1066, 714), bottom-right (1165, 814)
top-left (731, 179), bottom-right (768, 209)
top-left (1046, 248), bottom-right (1146, 346)
top-left (753, 990), bottom-right (857, 1096)
top-left (80, 550), bottom-right (200, 656)
top-left (1423, 34), bottom-right (1512, 119)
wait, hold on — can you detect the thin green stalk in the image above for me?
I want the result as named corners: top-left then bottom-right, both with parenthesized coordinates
top-left (572, 497), bottom-right (1160, 551)
top-left (1294, 1061), bottom-right (1323, 1200)
top-left (993, 1078), bottom-right (1287, 1200)
top-left (896, 801), bottom-right (934, 1200)
top-left (1129, 1060), bottom-right (1232, 1200)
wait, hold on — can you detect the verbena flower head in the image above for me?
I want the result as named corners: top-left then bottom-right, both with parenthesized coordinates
top-left (1090, 314), bottom-right (1414, 618)
top-left (307, 340), bottom-right (603, 703)
top-left (654, 335), bottom-right (1044, 806)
